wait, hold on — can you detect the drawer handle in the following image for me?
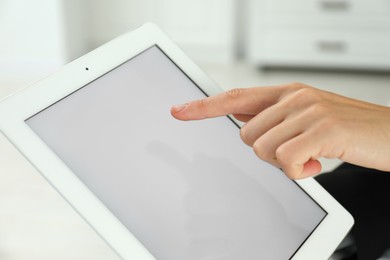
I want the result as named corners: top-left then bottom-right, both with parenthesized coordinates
top-left (320, 0), bottom-right (350, 12)
top-left (317, 41), bottom-right (347, 53)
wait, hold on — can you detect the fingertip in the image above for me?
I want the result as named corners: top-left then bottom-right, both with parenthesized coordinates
top-left (170, 103), bottom-right (188, 120)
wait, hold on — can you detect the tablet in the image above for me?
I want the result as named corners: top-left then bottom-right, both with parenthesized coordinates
top-left (0, 23), bottom-right (353, 259)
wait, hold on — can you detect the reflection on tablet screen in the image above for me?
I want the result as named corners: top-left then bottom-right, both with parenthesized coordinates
top-left (26, 46), bottom-right (326, 260)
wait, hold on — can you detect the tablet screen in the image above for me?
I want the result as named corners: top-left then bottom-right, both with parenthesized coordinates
top-left (26, 46), bottom-right (326, 259)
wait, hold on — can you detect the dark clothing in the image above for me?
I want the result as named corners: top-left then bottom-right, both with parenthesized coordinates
top-left (316, 163), bottom-right (390, 260)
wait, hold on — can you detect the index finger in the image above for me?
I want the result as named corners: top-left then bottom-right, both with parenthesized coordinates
top-left (170, 86), bottom-right (286, 121)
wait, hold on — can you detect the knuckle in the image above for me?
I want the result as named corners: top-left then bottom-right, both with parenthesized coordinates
top-left (285, 86), bottom-right (323, 106)
top-left (305, 101), bottom-right (335, 121)
top-left (274, 148), bottom-right (297, 179)
top-left (295, 87), bottom-right (318, 100)
top-left (275, 145), bottom-right (292, 166)
top-left (197, 98), bottom-right (209, 117)
top-left (199, 98), bottom-right (207, 109)
top-left (287, 82), bottom-right (308, 89)
top-left (239, 126), bottom-right (251, 146)
top-left (307, 102), bottom-right (328, 115)
top-left (225, 88), bottom-right (244, 99)
top-left (252, 139), bottom-right (268, 161)
top-left (275, 146), bottom-right (285, 163)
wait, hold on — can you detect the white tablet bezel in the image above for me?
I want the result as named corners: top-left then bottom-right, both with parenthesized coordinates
top-left (0, 23), bottom-right (353, 259)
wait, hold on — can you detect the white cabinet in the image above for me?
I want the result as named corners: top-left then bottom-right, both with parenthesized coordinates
top-left (247, 0), bottom-right (390, 70)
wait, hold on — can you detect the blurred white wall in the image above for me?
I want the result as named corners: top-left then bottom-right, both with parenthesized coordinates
top-left (67, 0), bottom-right (237, 64)
top-left (0, 0), bottom-right (66, 78)
top-left (0, 0), bottom-right (239, 94)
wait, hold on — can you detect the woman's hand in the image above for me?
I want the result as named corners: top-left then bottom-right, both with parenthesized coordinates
top-left (171, 83), bottom-right (390, 179)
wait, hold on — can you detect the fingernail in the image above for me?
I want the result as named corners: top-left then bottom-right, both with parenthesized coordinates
top-left (171, 103), bottom-right (188, 113)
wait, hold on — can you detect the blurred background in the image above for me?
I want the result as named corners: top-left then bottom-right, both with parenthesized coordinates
top-left (0, 0), bottom-right (390, 259)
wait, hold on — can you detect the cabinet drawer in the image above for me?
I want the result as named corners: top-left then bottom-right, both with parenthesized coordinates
top-left (265, 0), bottom-right (390, 15)
top-left (262, 30), bottom-right (390, 57)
